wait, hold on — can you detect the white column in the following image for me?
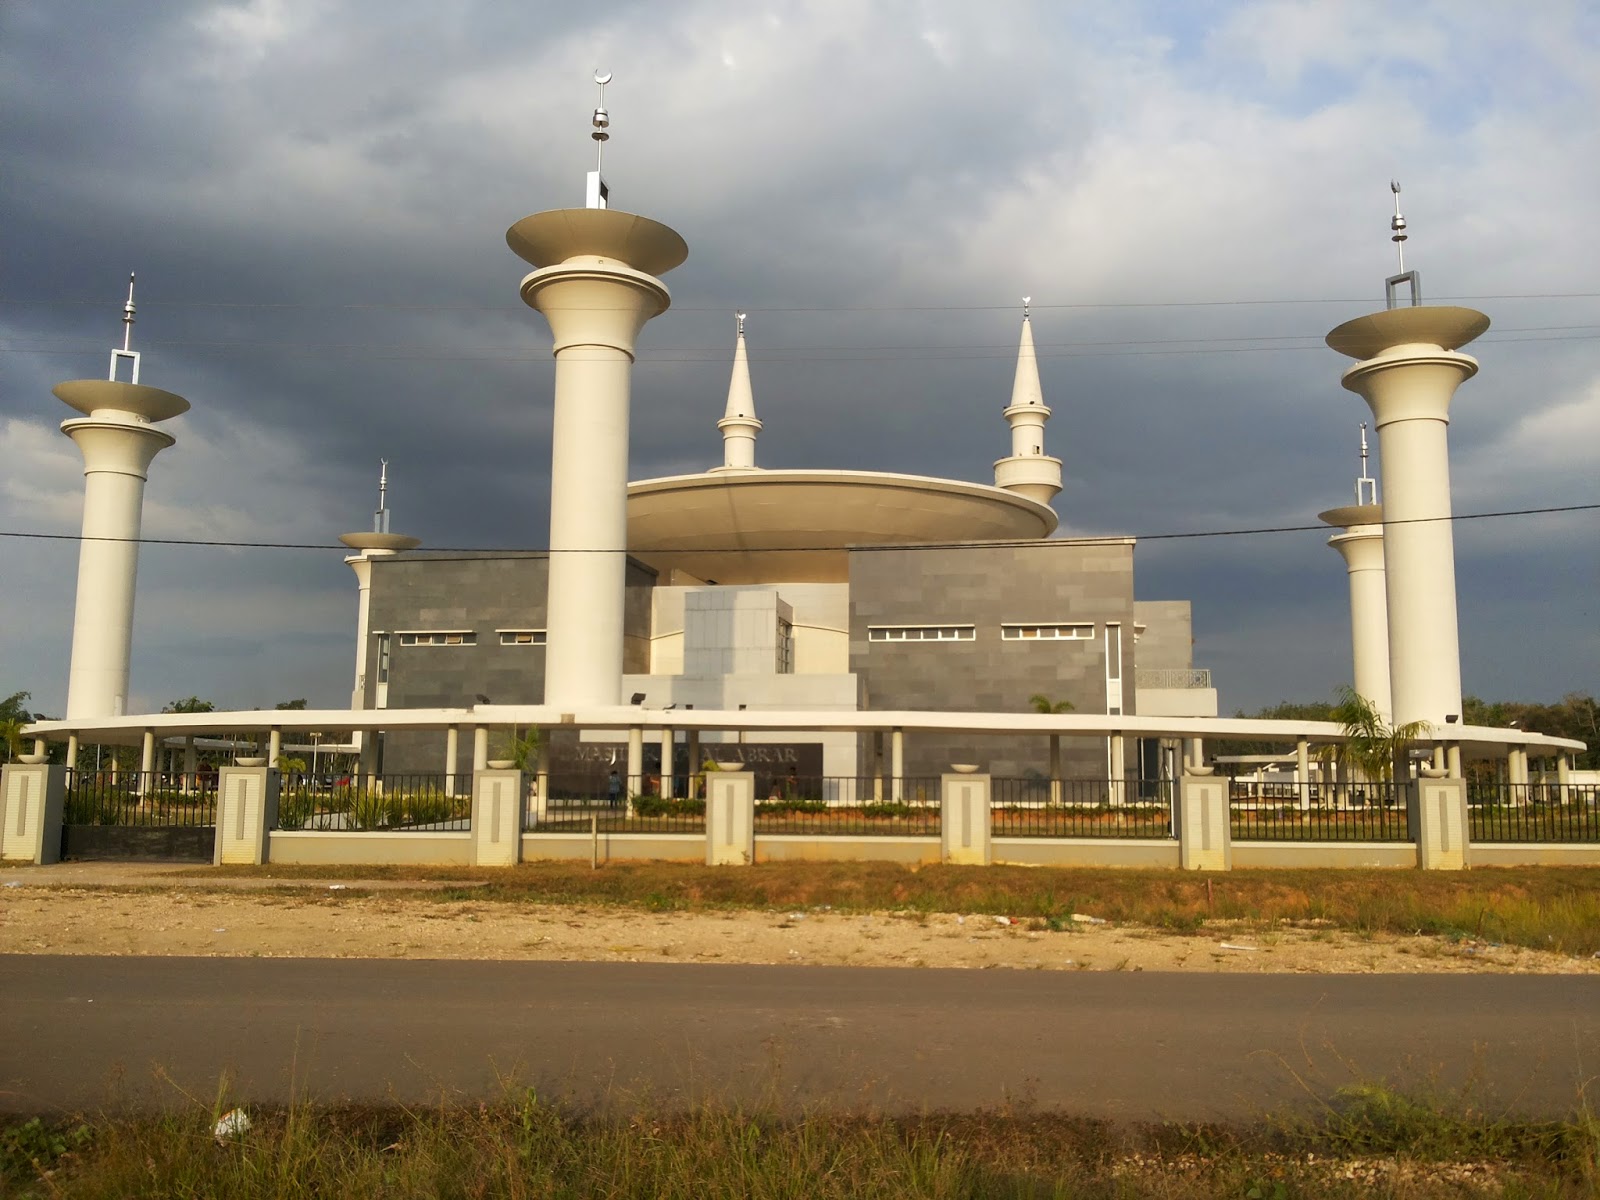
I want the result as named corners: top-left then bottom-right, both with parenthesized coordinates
top-left (139, 729), bottom-right (155, 796)
top-left (1048, 734), bottom-right (1062, 805)
top-left (660, 727), bottom-right (675, 799)
top-left (267, 728), bottom-right (282, 767)
top-left (1328, 308), bottom-right (1487, 729)
top-left (627, 726), bottom-right (643, 797)
top-left (534, 731), bottom-right (550, 811)
top-left (510, 211), bottom-right (684, 709)
top-left (66, 733), bottom-right (79, 774)
top-left (1296, 738), bottom-right (1311, 810)
top-left (1108, 733), bottom-right (1126, 806)
top-left (890, 727), bottom-right (904, 803)
top-left (60, 418), bottom-right (175, 719)
top-left (1320, 505), bottom-right (1392, 722)
top-left (472, 726), bottom-right (489, 772)
top-left (444, 726), bottom-right (459, 792)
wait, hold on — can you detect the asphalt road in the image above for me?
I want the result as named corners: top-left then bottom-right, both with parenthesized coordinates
top-left (2, 957), bottom-right (1596, 1120)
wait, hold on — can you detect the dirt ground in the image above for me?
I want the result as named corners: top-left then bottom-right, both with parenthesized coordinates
top-left (4, 863), bottom-right (1598, 974)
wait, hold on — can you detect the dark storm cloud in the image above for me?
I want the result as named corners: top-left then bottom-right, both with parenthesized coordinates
top-left (2, 0), bottom-right (1596, 716)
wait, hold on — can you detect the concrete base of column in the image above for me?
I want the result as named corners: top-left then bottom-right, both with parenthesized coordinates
top-left (215, 767), bottom-right (279, 866)
top-left (1413, 777), bottom-right (1469, 870)
top-left (941, 773), bottom-right (991, 865)
top-left (706, 770), bottom-right (754, 866)
top-left (472, 769), bottom-right (523, 867)
top-left (1177, 771), bottom-right (1231, 871)
top-left (0, 764), bottom-right (66, 864)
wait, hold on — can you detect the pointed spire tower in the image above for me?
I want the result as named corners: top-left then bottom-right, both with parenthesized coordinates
top-left (1318, 424), bottom-right (1391, 722)
top-left (340, 460), bottom-right (420, 710)
top-left (992, 297), bottom-right (1062, 507)
top-left (712, 312), bottom-right (761, 473)
top-left (55, 273), bottom-right (189, 718)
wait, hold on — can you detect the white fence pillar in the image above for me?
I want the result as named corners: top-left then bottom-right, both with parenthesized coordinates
top-left (941, 772), bottom-right (991, 866)
top-left (659, 727), bottom-right (675, 799)
top-left (0, 764), bottom-right (66, 864)
top-left (706, 770), bottom-right (754, 866)
top-left (1177, 769), bottom-right (1230, 871)
top-left (1414, 776), bottom-right (1468, 871)
top-left (215, 767), bottom-right (278, 865)
top-left (472, 768), bottom-right (522, 867)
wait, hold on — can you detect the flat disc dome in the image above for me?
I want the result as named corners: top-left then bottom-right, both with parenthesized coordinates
top-left (627, 470), bottom-right (1058, 584)
top-left (53, 380), bottom-right (189, 422)
top-left (506, 209), bottom-right (688, 277)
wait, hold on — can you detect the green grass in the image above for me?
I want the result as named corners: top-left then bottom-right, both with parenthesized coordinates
top-left (185, 862), bottom-right (1600, 956)
top-left (4, 1086), bottom-right (1596, 1199)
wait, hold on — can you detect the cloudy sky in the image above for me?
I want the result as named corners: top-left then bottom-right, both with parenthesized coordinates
top-left (2, 0), bottom-right (1596, 718)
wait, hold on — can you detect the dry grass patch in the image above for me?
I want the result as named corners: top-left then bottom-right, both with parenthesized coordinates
top-left (160, 862), bottom-right (1600, 957)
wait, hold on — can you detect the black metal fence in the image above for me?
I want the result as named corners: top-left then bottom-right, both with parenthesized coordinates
top-left (525, 794), bottom-right (706, 835)
top-left (1469, 782), bottom-right (1600, 843)
top-left (276, 774), bottom-right (470, 832)
top-left (63, 771), bottom-right (217, 827)
top-left (754, 777), bottom-right (942, 836)
top-left (991, 777), bottom-right (1176, 839)
top-left (1228, 779), bottom-right (1410, 841)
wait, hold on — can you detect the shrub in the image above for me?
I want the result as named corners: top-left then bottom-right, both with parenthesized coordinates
top-left (631, 795), bottom-right (706, 818)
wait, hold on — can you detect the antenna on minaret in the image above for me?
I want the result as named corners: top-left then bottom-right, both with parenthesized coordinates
top-left (1384, 180), bottom-right (1421, 309)
top-left (1022, 295), bottom-right (1031, 321)
top-left (109, 272), bottom-right (141, 385)
top-left (1356, 422), bottom-right (1378, 506)
top-left (735, 310), bottom-right (746, 336)
top-left (586, 70), bottom-right (613, 210)
top-left (374, 459), bottom-right (391, 534)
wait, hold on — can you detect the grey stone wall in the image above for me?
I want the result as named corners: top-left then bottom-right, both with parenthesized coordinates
top-left (365, 552), bottom-right (656, 773)
top-left (849, 541), bottom-right (1138, 778)
top-left (1132, 601), bottom-right (1194, 670)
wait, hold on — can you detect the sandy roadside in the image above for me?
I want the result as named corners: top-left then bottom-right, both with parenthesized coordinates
top-left (4, 872), bottom-right (1598, 974)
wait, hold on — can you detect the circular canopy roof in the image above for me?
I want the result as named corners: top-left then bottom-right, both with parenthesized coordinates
top-left (1325, 306), bottom-right (1490, 360)
top-left (506, 208), bottom-right (688, 277)
top-left (54, 380), bottom-right (189, 423)
top-left (626, 470), bottom-right (1058, 583)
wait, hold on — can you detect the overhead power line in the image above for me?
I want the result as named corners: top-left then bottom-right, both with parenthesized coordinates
top-left (3, 291), bottom-right (1600, 314)
top-left (0, 503), bottom-right (1592, 555)
top-left (1, 325), bottom-right (1596, 365)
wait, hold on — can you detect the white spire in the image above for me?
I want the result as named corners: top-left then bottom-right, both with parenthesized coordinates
top-left (993, 298), bottom-right (1062, 507)
top-left (1009, 296), bottom-right (1044, 409)
top-left (109, 272), bottom-right (141, 384)
top-left (713, 312), bottom-right (762, 473)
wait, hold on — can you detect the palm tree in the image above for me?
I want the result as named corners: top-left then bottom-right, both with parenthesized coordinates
top-left (1030, 695), bottom-right (1075, 802)
top-left (1328, 685), bottom-right (1431, 787)
top-left (1, 690), bottom-right (32, 764)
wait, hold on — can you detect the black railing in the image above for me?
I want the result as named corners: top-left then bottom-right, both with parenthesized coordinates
top-left (991, 777), bottom-right (1176, 839)
top-left (276, 774), bottom-right (470, 832)
top-left (1228, 779), bottom-right (1410, 841)
top-left (525, 794), bottom-right (706, 835)
top-left (63, 771), bottom-right (217, 828)
top-left (1469, 782), bottom-right (1600, 843)
top-left (755, 777), bottom-right (942, 837)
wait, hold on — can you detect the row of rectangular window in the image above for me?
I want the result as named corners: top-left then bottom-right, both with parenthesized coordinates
top-left (867, 623), bottom-right (1097, 643)
top-left (395, 630), bottom-right (546, 647)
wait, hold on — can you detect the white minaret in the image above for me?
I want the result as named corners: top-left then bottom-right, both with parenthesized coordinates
top-left (339, 460), bottom-right (420, 709)
top-left (508, 73), bottom-right (687, 707)
top-left (1326, 183), bottom-right (1486, 728)
top-left (711, 312), bottom-right (761, 473)
top-left (56, 275), bottom-right (188, 719)
top-left (992, 298), bottom-right (1063, 506)
top-left (1318, 424), bottom-right (1391, 722)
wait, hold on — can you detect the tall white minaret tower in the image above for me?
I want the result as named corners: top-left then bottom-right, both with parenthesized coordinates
top-left (340, 460), bottom-right (420, 709)
top-left (992, 298), bottom-right (1063, 507)
top-left (1326, 182), bottom-right (1486, 729)
top-left (56, 274), bottom-right (188, 719)
top-left (711, 311), bottom-right (761, 473)
top-left (1318, 424), bottom-right (1391, 722)
top-left (509, 72), bottom-right (687, 707)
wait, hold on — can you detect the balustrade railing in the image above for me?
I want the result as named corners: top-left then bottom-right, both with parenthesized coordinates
top-left (276, 774), bottom-right (469, 832)
top-left (62, 770), bottom-right (217, 828)
top-left (1469, 782), bottom-right (1600, 843)
top-left (1228, 778), bottom-right (1409, 841)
